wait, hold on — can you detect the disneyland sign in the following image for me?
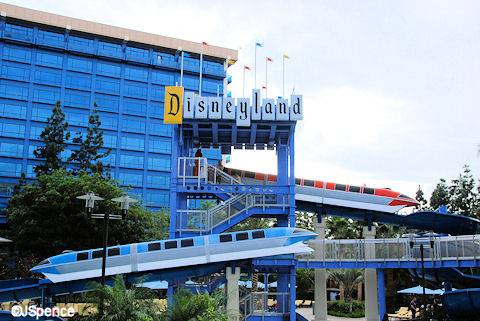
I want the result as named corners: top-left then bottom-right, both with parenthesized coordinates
top-left (164, 87), bottom-right (303, 126)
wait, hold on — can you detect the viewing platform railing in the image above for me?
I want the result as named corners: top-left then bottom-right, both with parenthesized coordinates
top-left (240, 292), bottom-right (290, 320)
top-left (300, 234), bottom-right (480, 263)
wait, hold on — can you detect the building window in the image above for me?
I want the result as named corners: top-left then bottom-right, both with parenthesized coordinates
top-left (65, 89), bottom-right (91, 108)
top-left (121, 136), bottom-right (144, 151)
top-left (145, 191), bottom-right (169, 207)
top-left (67, 56), bottom-right (93, 74)
top-left (37, 29), bottom-right (65, 48)
top-left (149, 138), bottom-right (171, 154)
top-left (147, 156), bottom-right (170, 171)
top-left (68, 36), bottom-right (95, 54)
top-left (96, 62), bottom-right (121, 78)
top-left (98, 41), bottom-right (123, 59)
top-left (146, 174), bottom-right (169, 189)
top-left (119, 172), bottom-right (143, 187)
top-left (0, 101), bottom-right (27, 119)
top-left (124, 66), bottom-right (148, 82)
top-left (150, 102), bottom-right (164, 119)
top-left (103, 134), bottom-right (117, 149)
top-left (0, 142), bottom-right (23, 158)
top-left (32, 85), bottom-right (61, 104)
top-left (3, 45), bottom-right (32, 64)
top-left (122, 115), bottom-right (145, 133)
top-left (124, 81), bottom-right (147, 99)
top-left (1, 62), bottom-right (31, 82)
top-left (0, 122), bottom-right (26, 138)
top-left (95, 94), bottom-right (119, 113)
top-left (66, 71), bottom-right (91, 91)
top-left (34, 67), bottom-right (62, 87)
top-left (30, 125), bottom-right (45, 140)
top-left (151, 70), bottom-right (174, 85)
top-left (65, 109), bottom-right (89, 127)
top-left (36, 50), bottom-right (63, 69)
top-left (0, 161), bottom-right (22, 177)
top-left (119, 154), bottom-right (144, 169)
top-left (0, 80), bottom-right (29, 101)
top-left (123, 98), bottom-right (146, 116)
top-left (99, 114), bottom-right (118, 130)
top-left (149, 120), bottom-right (172, 137)
top-left (150, 85), bottom-right (165, 101)
top-left (4, 23), bottom-right (33, 42)
top-left (95, 76), bottom-right (120, 95)
top-left (125, 47), bottom-right (149, 64)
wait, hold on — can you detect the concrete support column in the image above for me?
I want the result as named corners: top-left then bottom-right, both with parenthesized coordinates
top-left (226, 266), bottom-right (241, 321)
top-left (314, 218), bottom-right (328, 321)
top-left (363, 226), bottom-right (378, 321)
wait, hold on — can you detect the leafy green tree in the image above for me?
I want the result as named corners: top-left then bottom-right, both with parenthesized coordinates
top-left (34, 101), bottom-right (70, 175)
top-left (296, 211), bottom-right (315, 231)
top-left (76, 275), bottom-right (159, 321)
top-left (448, 165), bottom-right (477, 217)
top-left (296, 268), bottom-right (314, 300)
top-left (430, 178), bottom-right (450, 211)
top-left (327, 269), bottom-right (364, 312)
top-left (69, 106), bottom-right (111, 175)
top-left (6, 169), bottom-right (168, 260)
top-left (159, 288), bottom-right (227, 321)
top-left (326, 217), bottom-right (363, 239)
top-left (415, 185), bottom-right (429, 211)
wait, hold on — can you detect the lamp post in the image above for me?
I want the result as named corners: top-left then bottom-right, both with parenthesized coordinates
top-left (77, 192), bottom-right (137, 285)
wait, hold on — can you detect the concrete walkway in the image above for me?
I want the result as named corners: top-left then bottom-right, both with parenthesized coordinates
top-left (297, 308), bottom-right (367, 321)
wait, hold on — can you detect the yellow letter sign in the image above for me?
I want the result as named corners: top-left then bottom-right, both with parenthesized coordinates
top-left (164, 86), bottom-right (184, 124)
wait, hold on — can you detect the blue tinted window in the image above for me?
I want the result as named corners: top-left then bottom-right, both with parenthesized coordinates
top-left (147, 155), bottom-right (170, 171)
top-left (67, 56), bottom-right (92, 73)
top-left (120, 154), bottom-right (144, 169)
top-left (36, 51), bottom-right (63, 69)
top-left (0, 80), bottom-right (29, 100)
top-left (0, 122), bottom-right (25, 138)
top-left (204, 60), bottom-right (224, 76)
top-left (124, 81), bottom-right (147, 98)
top-left (1, 61), bottom-right (30, 82)
top-left (66, 71), bottom-right (91, 91)
top-left (0, 100), bottom-right (27, 119)
top-left (149, 119), bottom-right (172, 137)
top-left (124, 66), bottom-right (148, 82)
top-left (95, 94), bottom-right (119, 113)
top-left (203, 78), bottom-right (223, 94)
top-left (96, 62), bottom-right (121, 78)
top-left (149, 137), bottom-right (171, 154)
top-left (99, 113), bottom-right (118, 130)
top-left (65, 109), bottom-right (89, 127)
top-left (183, 57), bottom-right (199, 72)
top-left (95, 76), bottom-right (120, 95)
top-left (98, 41), bottom-right (123, 59)
top-left (183, 75), bottom-right (199, 91)
top-left (26, 164), bottom-right (36, 178)
top-left (122, 115), bottom-right (145, 133)
top-left (125, 47), bottom-right (149, 64)
top-left (121, 136), bottom-right (144, 151)
top-left (65, 89), bottom-right (90, 108)
top-left (0, 161), bottom-right (22, 177)
top-left (123, 98), bottom-right (146, 116)
top-left (100, 152), bottom-right (116, 166)
top-left (150, 102), bottom-right (164, 119)
top-left (119, 172), bottom-right (143, 186)
top-left (28, 145), bottom-right (40, 158)
top-left (68, 36), bottom-right (94, 53)
top-left (34, 67), bottom-right (62, 86)
top-left (4, 23), bottom-right (33, 42)
top-left (150, 85), bottom-right (165, 101)
top-left (30, 125), bottom-right (45, 140)
top-left (151, 70), bottom-right (174, 85)
top-left (146, 174), bottom-right (169, 189)
top-left (154, 52), bottom-right (177, 68)
top-left (0, 142), bottom-right (23, 157)
top-left (31, 104), bottom-right (53, 122)
top-left (103, 134), bottom-right (117, 148)
top-left (32, 85), bottom-right (61, 104)
top-left (37, 30), bottom-right (65, 48)
top-left (146, 191), bottom-right (169, 207)
top-left (3, 45), bottom-right (32, 64)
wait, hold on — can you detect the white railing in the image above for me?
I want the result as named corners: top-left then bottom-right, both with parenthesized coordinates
top-left (239, 292), bottom-right (290, 319)
top-left (176, 194), bottom-right (289, 235)
top-left (206, 164), bottom-right (242, 185)
top-left (177, 157), bottom-right (208, 187)
top-left (301, 234), bottom-right (480, 263)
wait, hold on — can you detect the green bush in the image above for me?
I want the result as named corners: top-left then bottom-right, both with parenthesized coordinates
top-left (327, 300), bottom-right (365, 317)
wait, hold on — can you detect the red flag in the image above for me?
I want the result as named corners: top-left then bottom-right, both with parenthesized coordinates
top-left (244, 66), bottom-right (251, 70)
top-left (202, 42), bottom-right (208, 46)
top-left (267, 57), bottom-right (273, 62)
top-left (262, 86), bottom-right (267, 89)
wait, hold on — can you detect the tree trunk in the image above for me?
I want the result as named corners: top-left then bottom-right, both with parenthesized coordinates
top-left (339, 283), bottom-right (344, 301)
top-left (252, 273), bottom-right (258, 292)
top-left (357, 282), bottom-right (363, 301)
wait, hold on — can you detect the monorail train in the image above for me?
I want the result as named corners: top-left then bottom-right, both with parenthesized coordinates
top-left (224, 168), bottom-right (419, 213)
top-left (31, 228), bottom-right (316, 283)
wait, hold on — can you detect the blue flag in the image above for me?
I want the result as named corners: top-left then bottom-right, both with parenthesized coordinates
top-left (256, 42), bottom-right (263, 47)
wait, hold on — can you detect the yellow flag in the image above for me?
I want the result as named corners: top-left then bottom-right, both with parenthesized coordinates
top-left (228, 59), bottom-right (235, 65)
top-left (284, 55), bottom-right (291, 59)
top-left (164, 86), bottom-right (184, 124)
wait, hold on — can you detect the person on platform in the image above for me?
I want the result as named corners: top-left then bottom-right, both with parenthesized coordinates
top-left (409, 296), bottom-right (417, 319)
top-left (194, 148), bottom-right (202, 176)
top-left (215, 160), bottom-right (224, 184)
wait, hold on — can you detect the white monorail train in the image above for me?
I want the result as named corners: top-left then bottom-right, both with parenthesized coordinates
top-left (31, 228), bottom-right (316, 283)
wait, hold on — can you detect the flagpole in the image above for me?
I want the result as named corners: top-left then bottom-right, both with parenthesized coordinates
top-left (282, 55), bottom-right (285, 98)
top-left (180, 50), bottom-right (184, 87)
top-left (199, 42), bottom-right (204, 95)
top-left (265, 57), bottom-right (268, 97)
top-left (254, 44), bottom-right (257, 89)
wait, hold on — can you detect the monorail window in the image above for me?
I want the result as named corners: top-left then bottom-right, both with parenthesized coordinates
top-left (148, 242), bottom-right (161, 251)
top-left (165, 241), bottom-right (177, 249)
top-left (335, 184), bottom-right (347, 191)
top-left (236, 232), bottom-right (249, 241)
top-left (363, 187), bottom-right (375, 195)
top-left (77, 252), bottom-right (88, 261)
top-left (349, 186), bottom-right (361, 193)
top-left (220, 234), bottom-right (233, 242)
top-left (108, 248), bottom-right (120, 256)
top-left (38, 258), bottom-right (51, 265)
top-left (181, 239), bottom-right (194, 247)
top-left (92, 250), bottom-right (103, 259)
top-left (252, 231), bottom-right (265, 239)
top-left (303, 179), bottom-right (315, 187)
top-left (244, 171), bottom-right (255, 179)
top-left (398, 194), bottom-right (413, 200)
top-left (295, 178), bottom-right (301, 184)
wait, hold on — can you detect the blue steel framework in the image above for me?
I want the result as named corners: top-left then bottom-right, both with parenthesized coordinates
top-left (0, 17), bottom-right (225, 211)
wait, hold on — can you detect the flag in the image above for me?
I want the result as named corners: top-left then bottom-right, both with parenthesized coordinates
top-left (267, 57), bottom-right (273, 62)
top-left (284, 55), bottom-right (290, 59)
top-left (262, 86), bottom-right (266, 89)
top-left (228, 59), bottom-right (235, 65)
top-left (202, 42), bottom-right (208, 46)
top-left (256, 42), bottom-right (263, 47)
top-left (244, 66), bottom-right (251, 70)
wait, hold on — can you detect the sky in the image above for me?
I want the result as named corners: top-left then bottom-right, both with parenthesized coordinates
top-left (6, 0), bottom-right (480, 200)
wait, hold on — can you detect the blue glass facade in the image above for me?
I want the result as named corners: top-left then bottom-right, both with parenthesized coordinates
top-left (0, 19), bottom-right (225, 210)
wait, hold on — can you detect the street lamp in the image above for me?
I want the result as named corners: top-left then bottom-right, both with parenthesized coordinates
top-left (77, 192), bottom-right (137, 285)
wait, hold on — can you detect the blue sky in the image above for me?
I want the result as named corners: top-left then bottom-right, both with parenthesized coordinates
top-left (7, 0), bottom-right (480, 200)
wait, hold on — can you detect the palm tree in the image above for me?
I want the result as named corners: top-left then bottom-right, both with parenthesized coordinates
top-left (77, 275), bottom-right (159, 321)
top-left (328, 269), bottom-right (364, 313)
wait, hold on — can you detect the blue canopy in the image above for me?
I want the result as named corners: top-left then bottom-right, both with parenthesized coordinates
top-left (397, 285), bottom-right (444, 295)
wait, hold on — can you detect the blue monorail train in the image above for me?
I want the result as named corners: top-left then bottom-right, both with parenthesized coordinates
top-left (31, 228), bottom-right (316, 283)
